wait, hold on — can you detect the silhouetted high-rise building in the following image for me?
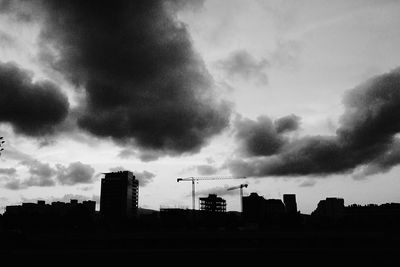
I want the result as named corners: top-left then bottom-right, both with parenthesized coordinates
top-left (100, 171), bottom-right (139, 218)
top-left (199, 194), bottom-right (226, 212)
top-left (243, 193), bottom-right (288, 224)
top-left (312, 197), bottom-right (344, 219)
top-left (265, 199), bottom-right (285, 214)
top-left (265, 199), bottom-right (286, 224)
top-left (82, 200), bottom-right (96, 213)
top-left (243, 193), bottom-right (265, 221)
top-left (283, 194), bottom-right (297, 214)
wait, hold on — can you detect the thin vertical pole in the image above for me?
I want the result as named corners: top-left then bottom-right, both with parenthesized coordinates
top-left (191, 178), bottom-right (196, 226)
top-left (240, 186), bottom-right (243, 213)
top-left (192, 178), bottom-right (195, 210)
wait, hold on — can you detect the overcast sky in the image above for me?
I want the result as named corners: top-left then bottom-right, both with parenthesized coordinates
top-left (1, 0), bottom-right (400, 214)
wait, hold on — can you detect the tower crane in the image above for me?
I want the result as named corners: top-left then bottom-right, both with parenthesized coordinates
top-left (227, 184), bottom-right (248, 212)
top-left (177, 176), bottom-right (246, 210)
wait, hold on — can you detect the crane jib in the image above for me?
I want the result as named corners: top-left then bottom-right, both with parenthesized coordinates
top-left (176, 176), bottom-right (246, 210)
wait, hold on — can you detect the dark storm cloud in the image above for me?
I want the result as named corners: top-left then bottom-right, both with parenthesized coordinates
top-left (4, 179), bottom-right (21, 190)
top-left (216, 50), bottom-right (269, 84)
top-left (21, 160), bottom-right (56, 187)
top-left (38, 0), bottom-right (231, 157)
top-left (275, 114), bottom-right (301, 133)
top-left (234, 116), bottom-right (291, 157)
top-left (352, 139), bottom-right (400, 179)
top-left (0, 62), bottom-right (69, 136)
top-left (164, 0), bottom-right (205, 12)
top-left (2, 160), bottom-right (55, 190)
top-left (228, 67), bottom-right (400, 178)
top-left (56, 162), bottom-right (95, 185)
top-left (0, 0), bottom-right (34, 22)
top-left (1, 160), bottom-right (97, 190)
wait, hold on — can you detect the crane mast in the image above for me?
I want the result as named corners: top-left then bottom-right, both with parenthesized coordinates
top-left (177, 176), bottom-right (246, 210)
top-left (227, 184), bottom-right (248, 212)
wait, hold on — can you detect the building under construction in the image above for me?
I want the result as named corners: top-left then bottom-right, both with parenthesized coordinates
top-left (199, 194), bottom-right (226, 212)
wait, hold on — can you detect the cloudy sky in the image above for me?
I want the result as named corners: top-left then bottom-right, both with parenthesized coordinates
top-left (1, 0), bottom-right (400, 214)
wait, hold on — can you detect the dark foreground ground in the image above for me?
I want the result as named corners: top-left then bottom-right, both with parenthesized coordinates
top-left (1, 230), bottom-right (400, 265)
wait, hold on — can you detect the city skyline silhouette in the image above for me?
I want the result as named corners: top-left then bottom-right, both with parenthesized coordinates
top-left (2, 170), bottom-right (400, 264)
